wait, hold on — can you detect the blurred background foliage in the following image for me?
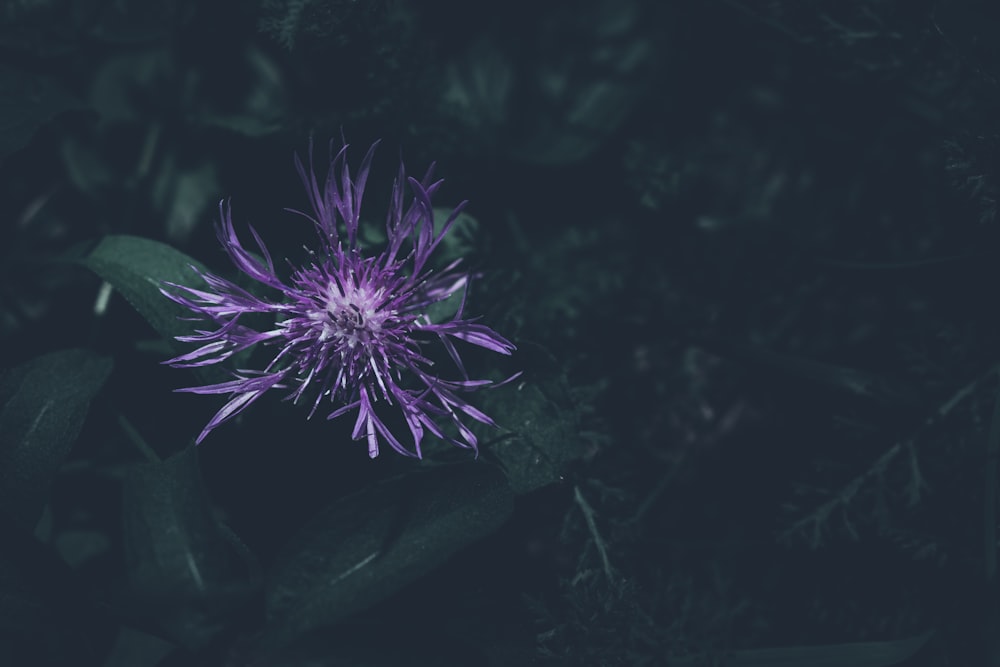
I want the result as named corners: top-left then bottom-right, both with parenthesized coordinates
top-left (2, 0), bottom-right (1000, 664)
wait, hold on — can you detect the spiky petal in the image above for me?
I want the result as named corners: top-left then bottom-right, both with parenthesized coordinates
top-left (162, 140), bottom-right (516, 458)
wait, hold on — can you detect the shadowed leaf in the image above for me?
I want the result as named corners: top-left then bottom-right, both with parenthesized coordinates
top-left (83, 235), bottom-right (208, 345)
top-left (485, 382), bottom-right (580, 495)
top-left (0, 349), bottom-right (113, 532)
top-left (479, 344), bottom-right (584, 495)
top-left (262, 462), bottom-right (513, 651)
top-left (82, 235), bottom-right (229, 384)
top-left (120, 446), bottom-right (261, 650)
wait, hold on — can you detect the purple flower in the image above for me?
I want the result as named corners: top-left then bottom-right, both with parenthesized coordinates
top-left (161, 140), bottom-right (516, 458)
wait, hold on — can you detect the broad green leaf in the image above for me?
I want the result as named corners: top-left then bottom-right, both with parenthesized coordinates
top-left (82, 234), bottom-right (209, 346)
top-left (262, 462), bottom-right (513, 651)
top-left (478, 344), bottom-right (584, 495)
top-left (0, 349), bottom-right (113, 531)
top-left (485, 381), bottom-right (580, 495)
top-left (0, 64), bottom-right (82, 160)
top-left (670, 630), bottom-right (933, 667)
top-left (120, 446), bottom-right (261, 651)
top-left (81, 234), bottom-right (232, 385)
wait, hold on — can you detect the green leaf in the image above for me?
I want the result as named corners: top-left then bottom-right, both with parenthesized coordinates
top-left (261, 462), bottom-right (513, 651)
top-left (120, 446), bottom-right (261, 650)
top-left (0, 64), bottom-right (82, 161)
top-left (485, 382), bottom-right (581, 495)
top-left (0, 349), bottom-right (113, 532)
top-left (120, 446), bottom-right (260, 650)
top-left (83, 235), bottom-right (209, 344)
top-left (479, 344), bottom-right (584, 495)
top-left (81, 235), bottom-right (231, 385)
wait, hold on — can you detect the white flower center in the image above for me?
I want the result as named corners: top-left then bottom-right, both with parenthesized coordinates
top-left (321, 280), bottom-right (390, 349)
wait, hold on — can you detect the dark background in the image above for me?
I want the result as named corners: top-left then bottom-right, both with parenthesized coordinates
top-left (2, 0), bottom-right (1000, 665)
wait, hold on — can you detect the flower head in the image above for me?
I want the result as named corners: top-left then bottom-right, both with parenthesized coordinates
top-left (162, 140), bottom-right (516, 458)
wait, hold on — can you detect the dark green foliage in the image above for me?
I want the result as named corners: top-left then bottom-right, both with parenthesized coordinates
top-left (0, 349), bottom-right (112, 531)
top-left (258, 0), bottom-right (388, 51)
top-left (256, 0), bottom-right (427, 145)
top-left (260, 462), bottom-right (513, 652)
top-left (0, 0), bottom-right (193, 54)
top-left (82, 235), bottom-right (209, 347)
top-left (532, 573), bottom-right (659, 667)
top-left (0, 351), bottom-right (115, 666)
top-left (119, 446), bottom-right (261, 650)
top-left (478, 344), bottom-right (592, 495)
top-left (81, 235), bottom-right (233, 387)
top-left (3, 0), bottom-right (1000, 664)
top-left (437, 0), bottom-right (666, 165)
top-left (945, 135), bottom-right (1000, 225)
